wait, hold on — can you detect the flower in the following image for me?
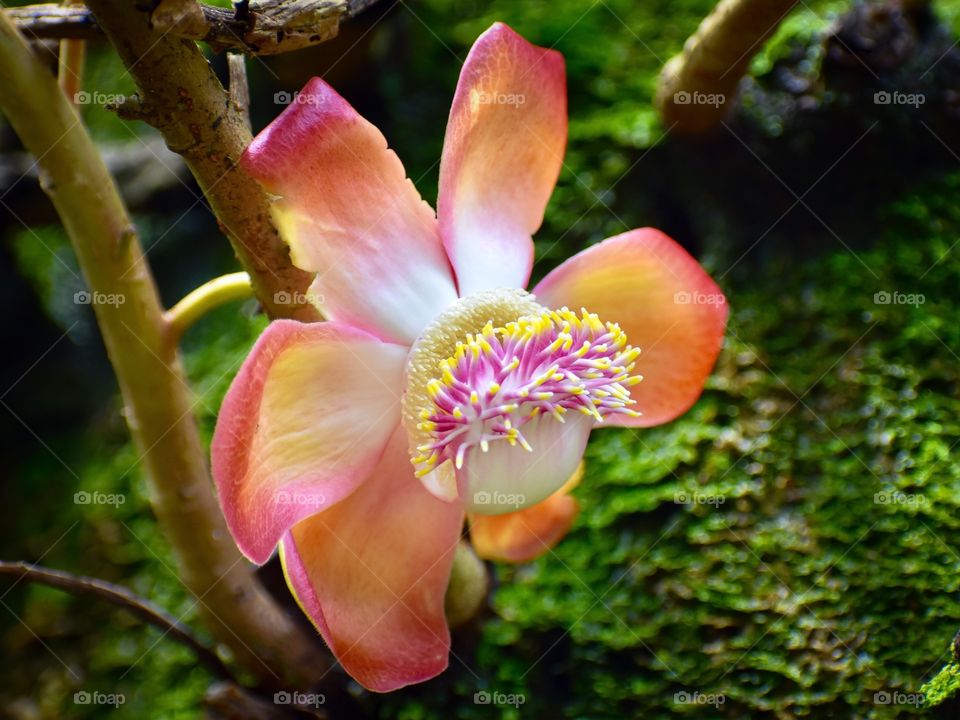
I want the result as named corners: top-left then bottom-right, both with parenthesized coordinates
top-left (212, 22), bottom-right (727, 692)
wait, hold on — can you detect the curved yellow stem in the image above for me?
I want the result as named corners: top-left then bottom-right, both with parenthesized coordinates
top-left (165, 271), bottom-right (253, 344)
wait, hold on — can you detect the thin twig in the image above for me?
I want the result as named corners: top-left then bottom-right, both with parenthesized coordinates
top-left (0, 561), bottom-right (235, 683)
top-left (4, 4), bottom-right (95, 41)
top-left (56, 0), bottom-right (86, 104)
top-left (57, 36), bottom-right (85, 102)
top-left (227, 52), bottom-right (251, 134)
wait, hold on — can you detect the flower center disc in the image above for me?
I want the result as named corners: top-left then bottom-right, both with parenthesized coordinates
top-left (403, 289), bottom-right (643, 485)
top-left (403, 289), bottom-right (545, 461)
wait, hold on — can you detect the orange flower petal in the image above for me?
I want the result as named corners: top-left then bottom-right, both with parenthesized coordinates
top-left (471, 495), bottom-right (579, 564)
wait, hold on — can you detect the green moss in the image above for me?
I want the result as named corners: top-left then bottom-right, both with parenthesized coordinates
top-left (922, 662), bottom-right (960, 709)
top-left (750, 1), bottom-right (848, 78)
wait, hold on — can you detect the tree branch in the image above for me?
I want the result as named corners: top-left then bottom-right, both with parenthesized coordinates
top-left (7, 0), bottom-right (380, 55)
top-left (0, 561), bottom-right (235, 683)
top-left (654, 0), bottom-right (800, 133)
top-left (5, 4), bottom-right (95, 41)
top-left (0, 11), bottom-right (330, 687)
top-left (82, 0), bottom-right (321, 323)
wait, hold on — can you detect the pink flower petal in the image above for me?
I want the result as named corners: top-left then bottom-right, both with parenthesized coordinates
top-left (243, 78), bottom-right (457, 344)
top-left (211, 320), bottom-right (407, 564)
top-left (532, 228), bottom-right (728, 427)
top-left (279, 428), bottom-right (464, 692)
top-left (438, 23), bottom-right (567, 295)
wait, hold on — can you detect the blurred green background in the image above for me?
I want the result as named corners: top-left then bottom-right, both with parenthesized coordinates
top-left (2, 0), bottom-right (960, 717)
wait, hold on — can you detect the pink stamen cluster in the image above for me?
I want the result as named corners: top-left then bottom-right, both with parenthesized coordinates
top-left (413, 308), bottom-right (643, 476)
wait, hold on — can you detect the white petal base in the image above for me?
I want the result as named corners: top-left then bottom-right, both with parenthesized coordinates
top-left (457, 414), bottom-right (592, 514)
top-left (420, 462), bottom-right (459, 503)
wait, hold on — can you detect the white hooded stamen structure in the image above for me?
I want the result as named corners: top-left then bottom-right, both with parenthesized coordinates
top-left (412, 308), bottom-right (643, 478)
